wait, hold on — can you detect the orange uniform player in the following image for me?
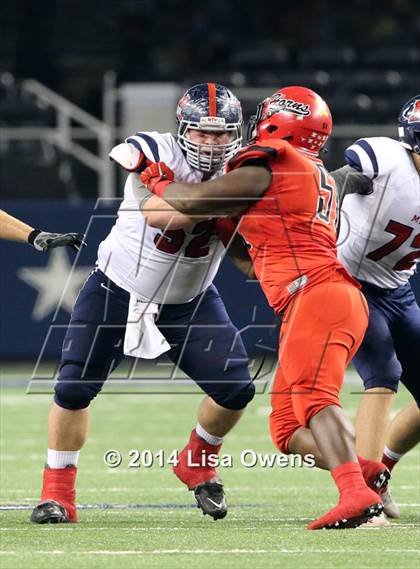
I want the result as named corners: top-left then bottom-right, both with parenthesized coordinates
top-left (226, 137), bottom-right (369, 452)
top-left (140, 86), bottom-right (390, 529)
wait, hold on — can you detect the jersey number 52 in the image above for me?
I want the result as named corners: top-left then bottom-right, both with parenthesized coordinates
top-left (154, 220), bottom-right (214, 258)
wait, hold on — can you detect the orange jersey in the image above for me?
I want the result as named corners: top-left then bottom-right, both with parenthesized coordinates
top-left (227, 139), bottom-right (359, 313)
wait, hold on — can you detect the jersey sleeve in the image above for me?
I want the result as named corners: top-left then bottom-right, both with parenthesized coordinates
top-left (125, 132), bottom-right (176, 163)
top-left (344, 137), bottom-right (397, 180)
top-left (227, 144), bottom-right (278, 172)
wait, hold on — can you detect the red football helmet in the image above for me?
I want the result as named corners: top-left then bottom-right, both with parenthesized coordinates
top-left (247, 86), bottom-right (332, 155)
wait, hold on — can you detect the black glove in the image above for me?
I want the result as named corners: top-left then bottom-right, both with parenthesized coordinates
top-left (28, 230), bottom-right (87, 252)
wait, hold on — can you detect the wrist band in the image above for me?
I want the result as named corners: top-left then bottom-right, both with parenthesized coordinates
top-left (28, 229), bottom-right (42, 245)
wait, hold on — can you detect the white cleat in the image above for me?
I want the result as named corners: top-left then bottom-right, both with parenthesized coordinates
top-left (381, 487), bottom-right (400, 519)
top-left (359, 512), bottom-right (392, 528)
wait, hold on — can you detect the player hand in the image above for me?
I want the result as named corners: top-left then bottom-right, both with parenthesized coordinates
top-left (140, 162), bottom-right (175, 197)
top-left (214, 217), bottom-right (239, 247)
top-left (28, 230), bottom-right (87, 252)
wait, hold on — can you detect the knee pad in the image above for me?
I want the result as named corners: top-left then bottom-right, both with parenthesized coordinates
top-left (54, 363), bottom-right (103, 410)
top-left (269, 407), bottom-right (299, 454)
top-left (213, 380), bottom-right (255, 411)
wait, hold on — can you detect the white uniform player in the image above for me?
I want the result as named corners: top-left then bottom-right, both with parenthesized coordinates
top-left (31, 83), bottom-right (255, 526)
top-left (339, 136), bottom-right (420, 288)
top-left (337, 95), bottom-right (420, 523)
top-left (98, 132), bottom-right (225, 304)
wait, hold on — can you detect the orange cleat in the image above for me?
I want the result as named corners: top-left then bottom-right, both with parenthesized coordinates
top-left (308, 488), bottom-right (383, 530)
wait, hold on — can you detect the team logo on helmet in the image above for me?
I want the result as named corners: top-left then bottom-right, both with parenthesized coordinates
top-left (404, 99), bottom-right (420, 123)
top-left (265, 93), bottom-right (311, 120)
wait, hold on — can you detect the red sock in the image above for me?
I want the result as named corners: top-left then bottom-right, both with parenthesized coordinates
top-left (331, 461), bottom-right (367, 499)
top-left (40, 466), bottom-right (77, 522)
top-left (382, 453), bottom-right (399, 472)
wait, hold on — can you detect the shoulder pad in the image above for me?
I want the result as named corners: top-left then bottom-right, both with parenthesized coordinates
top-left (345, 137), bottom-right (399, 180)
top-left (227, 145), bottom-right (277, 172)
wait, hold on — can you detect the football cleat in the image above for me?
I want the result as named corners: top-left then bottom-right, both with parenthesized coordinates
top-left (369, 466), bottom-right (391, 493)
top-left (30, 500), bottom-right (71, 524)
top-left (358, 456), bottom-right (391, 494)
top-left (31, 465), bottom-right (77, 524)
top-left (381, 486), bottom-right (401, 519)
top-left (173, 429), bottom-right (222, 489)
top-left (173, 429), bottom-right (228, 519)
top-left (194, 481), bottom-right (227, 520)
top-left (359, 511), bottom-right (392, 528)
top-left (308, 487), bottom-right (384, 530)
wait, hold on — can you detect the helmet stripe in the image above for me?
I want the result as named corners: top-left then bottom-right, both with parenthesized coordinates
top-left (208, 82), bottom-right (217, 117)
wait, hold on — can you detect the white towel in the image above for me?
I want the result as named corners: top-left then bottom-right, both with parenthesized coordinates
top-left (123, 295), bottom-right (171, 359)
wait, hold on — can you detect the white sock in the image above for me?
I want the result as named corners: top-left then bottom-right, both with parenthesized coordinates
top-left (47, 449), bottom-right (80, 469)
top-left (195, 423), bottom-right (224, 446)
top-left (383, 446), bottom-right (404, 462)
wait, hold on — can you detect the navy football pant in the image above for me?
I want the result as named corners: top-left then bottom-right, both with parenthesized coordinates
top-left (352, 281), bottom-right (420, 406)
top-left (55, 269), bottom-right (254, 411)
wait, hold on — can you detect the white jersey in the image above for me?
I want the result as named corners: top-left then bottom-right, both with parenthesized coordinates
top-left (338, 137), bottom-right (420, 288)
top-left (97, 131), bottom-right (225, 303)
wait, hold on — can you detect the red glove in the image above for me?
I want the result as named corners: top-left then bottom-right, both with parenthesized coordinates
top-left (214, 217), bottom-right (239, 247)
top-left (140, 161), bottom-right (175, 197)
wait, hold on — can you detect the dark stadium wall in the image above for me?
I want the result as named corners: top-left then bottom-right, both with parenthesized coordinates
top-left (0, 200), bottom-right (419, 360)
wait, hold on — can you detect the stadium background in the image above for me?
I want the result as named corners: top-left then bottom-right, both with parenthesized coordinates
top-left (1, 0), bottom-right (420, 361)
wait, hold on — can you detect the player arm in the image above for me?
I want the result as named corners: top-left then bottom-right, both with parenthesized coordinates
top-left (0, 209), bottom-right (34, 242)
top-left (152, 166), bottom-right (272, 216)
top-left (0, 209), bottom-right (86, 252)
top-left (141, 195), bottom-right (208, 230)
top-left (133, 183), bottom-right (206, 230)
top-left (330, 165), bottom-right (373, 202)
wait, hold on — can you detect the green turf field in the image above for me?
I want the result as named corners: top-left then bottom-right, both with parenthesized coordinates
top-left (0, 371), bottom-right (419, 569)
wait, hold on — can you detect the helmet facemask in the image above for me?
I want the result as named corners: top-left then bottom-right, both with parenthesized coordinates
top-left (178, 119), bottom-right (242, 173)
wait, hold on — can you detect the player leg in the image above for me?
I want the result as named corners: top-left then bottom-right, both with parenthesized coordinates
top-left (159, 284), bottom-right (254, 519)
top-left (354, 285), bottom-right (402, 461)
top-left (379, 288), bottom-right (420, 517)
top-left (272, 278), bottom-right (383, 529)
top-left (270, 293), bottom-right (390, 494)
top-left (31, 270), bottom-right (129, 524)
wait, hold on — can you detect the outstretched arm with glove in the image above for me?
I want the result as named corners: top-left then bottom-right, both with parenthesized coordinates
top-left (0, 209), bottom-right (86, 252)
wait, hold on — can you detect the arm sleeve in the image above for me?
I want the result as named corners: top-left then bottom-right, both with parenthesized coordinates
top-left (330, 165), bottom-right (373, 201)
top-left (135, 185), bottom-right (154, 209)
top-left (127, 174), bottom-right (154, 209)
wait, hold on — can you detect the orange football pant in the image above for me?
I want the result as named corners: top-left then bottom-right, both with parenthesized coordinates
top-left (270, 271), bottom-right (369, 453)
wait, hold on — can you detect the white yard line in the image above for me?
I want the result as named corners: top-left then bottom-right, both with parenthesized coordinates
top-left (0, 549), bottom-right (419, 555)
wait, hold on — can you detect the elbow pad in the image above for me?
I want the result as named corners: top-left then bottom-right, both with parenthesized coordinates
top-left (109, 142), bottom-right (147, 172)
